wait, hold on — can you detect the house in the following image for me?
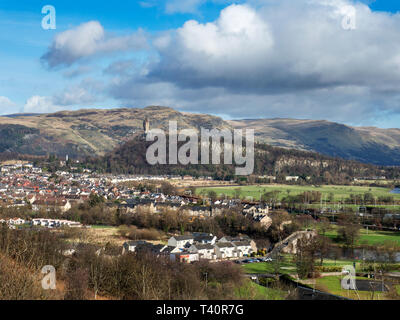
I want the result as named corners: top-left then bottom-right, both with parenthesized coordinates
top-left (31, 218), bottom-right (82, 228)
top-left (167, 235), bottom-right (195, 248)
top-left (122, 240), bottom-right (148, 254)
top-left (232, 240), bottom-right (253, 257)
top-left (254, 215), bottom-right (272, 230)
top-left (214, 242), bottom-right (236, 259)
top-left (193, 233), bottom-right (217, 245)
top-left (8, 217), bottom-right (25, 225)
top-left (219, 235), bottom-right (258, 253)
top-left (243, 203), bottom-right (269, 215)
top-left (170, 251), bottom-right (199, 263)
top-left (181, 206), bottom-right (212, 217)
top-left (188, 243), bottom-right (216, 260)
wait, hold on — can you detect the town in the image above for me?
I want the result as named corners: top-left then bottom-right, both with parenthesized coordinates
top-left (2, 158), bottom-right (400, 301)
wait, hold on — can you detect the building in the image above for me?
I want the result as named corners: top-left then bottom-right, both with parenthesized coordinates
top-left (167, 235), bottom-right (195, 248)
top-left (214, 242), bottom-right (236, 259)
top-left (188, 243), bottom-right (216, 260)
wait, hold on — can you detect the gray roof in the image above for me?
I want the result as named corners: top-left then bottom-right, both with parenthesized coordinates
top-left (233, 241), bottom-right (251, 247)
top-left (216, 242), bottom-right (235, 248)
top-left (173, 235), bottom-right (194, 241)
top-left (161, 246), bottom-right (177, 254)
top-left (193, 244), bottom-right (214, 250)
top-left (194, 235), bottom-right (215, 242)
top-left (123, 240), bottom-right (147, 247)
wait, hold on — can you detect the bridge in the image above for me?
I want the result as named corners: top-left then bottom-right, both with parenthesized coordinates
top-left (267, 230), bottom-right (317, 258)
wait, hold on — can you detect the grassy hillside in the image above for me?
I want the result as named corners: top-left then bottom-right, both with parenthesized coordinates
top-left (0, 106), bottom-right (399, 166)
top-left (230, 119), bottom-right (400, 165)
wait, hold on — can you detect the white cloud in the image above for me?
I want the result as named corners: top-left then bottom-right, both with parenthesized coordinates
top-left (40, 0), bottom-right (400, 126)
top-left (41, 21), bottom-right (148, 68)
top-left (0, 96), bottom-right (16, 108)
top-left (53, 87), bottom-right (96, 106)
top-left (23, 96), bottom-right (61, 113)
top-left (111, 1), bottom-right (400, 125)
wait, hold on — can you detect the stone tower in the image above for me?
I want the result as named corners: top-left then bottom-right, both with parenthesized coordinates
top-left (143, 118), bottom-right (150, 133)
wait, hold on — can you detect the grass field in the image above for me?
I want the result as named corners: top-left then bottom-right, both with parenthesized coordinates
top-left (316, 276), bottom-right (390, 300)
top-left (242, 255), bottom-right (296, 275)
top-left (242, 256), bottom-right (366, 275)
top-left (325, 226), bottom-right (400, 246)
top-left (197, 184), bottom-right (400, 203)
top-left (235, 280), bottom-right (286, 300)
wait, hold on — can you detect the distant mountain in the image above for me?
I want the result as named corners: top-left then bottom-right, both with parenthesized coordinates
top-left (0, 106), bottom-right (399, 166)
top-left (86, 135), bottom-right (399, 182)
top-left (2, 113), bottom-right (42, 118)
top-left (229, 119), bottom-right (400, 166)
top-left (0, 106), bottom-right (228, 159)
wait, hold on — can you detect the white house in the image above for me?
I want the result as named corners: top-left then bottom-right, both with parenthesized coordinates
top-left (214, 242), bottom-right (236, 259)
top-left (167, 235), bottom-right (194, 248)
top-left (193, 234), bottom-right (217, 245)
top-left (188, 244), bottom-right (216, 260)
top-left (232, 241), bottom-right (253, 257)
top-left (8, 218), bottom-right (25, 225)
top-left (122, 240), bottom-right (148, 254)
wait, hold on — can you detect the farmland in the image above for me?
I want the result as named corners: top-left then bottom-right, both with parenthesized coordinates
top-left (197, 184), bottom-right (400, 203)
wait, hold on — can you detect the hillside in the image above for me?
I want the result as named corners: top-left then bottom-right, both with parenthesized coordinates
top-left (86, 135), bottom-right (400, 183)
top-left (0, 106), bottom-right (228, 158)
top-left (229, 119), bottom-right (400, 166)
top-left (0, 106), bottom-right (399, 166)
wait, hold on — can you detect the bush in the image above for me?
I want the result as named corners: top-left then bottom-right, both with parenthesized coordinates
top-left (316, 266), bottom-right (343, 272)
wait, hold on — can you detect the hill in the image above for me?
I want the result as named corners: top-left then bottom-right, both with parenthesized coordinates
top-left (229, 119), bottom-right (400, 166)
top-left (0, 106), bottom-right (399, 166)
top-left (85, 135), bottom-right (400, 183)
top-left (0, 106), bottom-right (228, 158)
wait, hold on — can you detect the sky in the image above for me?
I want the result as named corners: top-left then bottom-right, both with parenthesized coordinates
top-left (1, 0), bottom-right (400, 128)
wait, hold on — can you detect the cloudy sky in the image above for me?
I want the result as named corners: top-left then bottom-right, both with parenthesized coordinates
top-left (1, 0), bottom-right (400, 127)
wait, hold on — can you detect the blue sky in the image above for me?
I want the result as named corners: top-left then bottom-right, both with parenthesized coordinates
top-left (1, 0), bottom-right (400, 128)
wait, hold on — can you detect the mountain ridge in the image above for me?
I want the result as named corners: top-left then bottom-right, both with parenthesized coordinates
top-left (0, 106), bottom-right (399, 166)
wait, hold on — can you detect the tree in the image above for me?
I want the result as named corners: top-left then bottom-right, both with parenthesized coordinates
top-left (207, 191), bottom-right (218, 203)
top-left (338, 212), bottom-right (360, 249)
top-left (64, 267), bottom-right (89, 300)
top-left (318, 217), bottom-right (332, 237)
top-left (381, 240), bottom-right (399, 264)
top-left (160, 181), bottom-right (177, 195)
top-left (315, 235), bottom-right (332, 266)
top-left (294, 235), bottom-right (320, 279)
top-left (89, 193), bottom-right (105, 208)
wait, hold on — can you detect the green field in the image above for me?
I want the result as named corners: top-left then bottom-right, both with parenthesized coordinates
top-left (235, 280), bottom-right (286, 300)
top-left (242, 257), bottom-right (364, 275)
top-left (242, 256), bottom-right (295, 275)
top-left (325, 226), bottom-right (400, 246)
top-left (316, 276), bottom-right (389, 300)
top-left (197, 184), bottom-right (400, 203)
